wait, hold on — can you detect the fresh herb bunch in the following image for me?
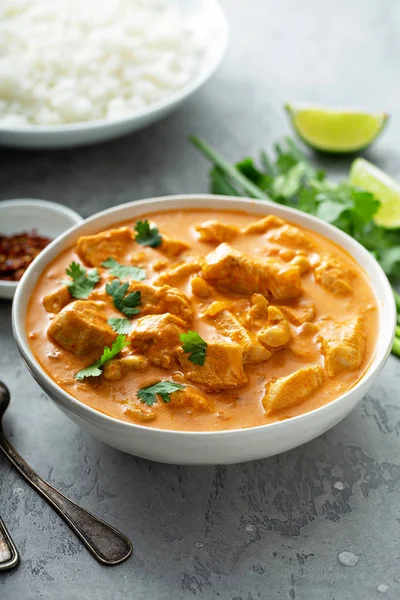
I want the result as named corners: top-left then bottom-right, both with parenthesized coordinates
top-left (191, 135), bottom-right (400, 356)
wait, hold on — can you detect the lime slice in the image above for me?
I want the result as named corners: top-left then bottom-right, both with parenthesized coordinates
top-left (285, 104), bottom-right (389, 153)
top-left (350, 158), bottom-right (400, 228)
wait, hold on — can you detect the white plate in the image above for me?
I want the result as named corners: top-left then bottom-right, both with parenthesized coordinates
top-left (0, 199), bottom-right (83, 299)
top-left (12, 195), bottom-right (396, 464)
top-left (0, 0), bottom-right (228, 149)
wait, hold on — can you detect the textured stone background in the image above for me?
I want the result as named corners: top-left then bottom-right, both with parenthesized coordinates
top-left (1, 1), bottom-right (400, 598)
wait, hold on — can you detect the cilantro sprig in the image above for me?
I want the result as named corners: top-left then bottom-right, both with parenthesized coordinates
top-left (180, 331), bottom-right (207, 366)
top-left (64, 262), bottom-right (100, 299)
top-left (190, 135), bottom-right (400, 357)
top-left (106, 280), bottom-right (141, 317)
top-left (134, 220), bottom-right (162, 248)
top-left (75, 335), bottom-right (130, 380)
top-left (137, 381), bottom-right (185, 406)
top-left (108, 317), bottom-right (132, 335)
top-left (102, 257), bottom-right (146, 281)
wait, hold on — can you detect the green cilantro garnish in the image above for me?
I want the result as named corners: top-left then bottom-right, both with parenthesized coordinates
top-left (102, 257), bottom-right (146, 281)
top-left (137, 381), bottom-right (185, 406)
top-left (64, 262), bottom-right (100, 299)
top-left (180, 331), bottom-right (208, 366)
top-left (134, 220), bottom-right (162, 248)
top-left (75, 335), bottom-right (130, 380)
top-left (108, 317), bottom-right (132, 335)
top-left (105, 280), bottom-right (141, 317)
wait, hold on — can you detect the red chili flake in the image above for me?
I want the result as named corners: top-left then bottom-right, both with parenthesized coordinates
top-left (0, 230), bottom-right (52, 281)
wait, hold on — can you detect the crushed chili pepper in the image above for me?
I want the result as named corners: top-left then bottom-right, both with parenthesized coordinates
top-left (0, 230), bottom-right (52, 281)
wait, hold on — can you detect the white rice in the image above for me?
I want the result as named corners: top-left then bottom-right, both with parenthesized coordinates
top-left (0, 0), bottom-right (203, 126)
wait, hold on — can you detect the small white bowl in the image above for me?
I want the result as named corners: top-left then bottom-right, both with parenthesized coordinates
top-left (0, 199), bottom-right (83, 299)
top-left (12, 195), bottom-right (396, 464)
top-left (0, 0), bottom-right (228, 149)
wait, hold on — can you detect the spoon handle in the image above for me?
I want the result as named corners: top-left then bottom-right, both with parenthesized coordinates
top-left (0, 517), bottom-right (19, 571)
top-left (0, 433), bottom-right (132, 565)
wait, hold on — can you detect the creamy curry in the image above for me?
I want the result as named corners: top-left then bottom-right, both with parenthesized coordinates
top-left (26, 209), bottom-right (379, 432)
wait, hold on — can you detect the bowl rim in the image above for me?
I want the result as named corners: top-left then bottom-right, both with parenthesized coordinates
top-left (12, 194), bottom-right (396, 438)
top-left (0, 198), bottom-right (83, 291)
top-left (0, 0), bottom-right (228, 136)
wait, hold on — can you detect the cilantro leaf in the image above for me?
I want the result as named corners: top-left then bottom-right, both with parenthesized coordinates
top-left (108, 317), bottom-right (132, 335)
top-left (106, 279), bottom-right (141, 317)
top-left (137, 381), bottom-right (185, 406)
top-left (315, 197), bottom-right (352, 223)
top-left (64, 262), bottom-right (100, 299)
top-left (180, 330), bottom-right (207, 366)
top-left (75, 334), bottom-right (130, 380)
top-left (236, 158), bottom-right (272, 191)
top-left (134, 220), bottom-right (162, 248)
top-left (378, 247), bottom-right (400, 277)
top-left (211, 166), bottom-right (241, 196)
top-left (102, 258), bottom-right (146, 281)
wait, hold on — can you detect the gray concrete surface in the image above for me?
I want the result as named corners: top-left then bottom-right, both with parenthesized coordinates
top-left (1, 0), bottom-right (400, 598)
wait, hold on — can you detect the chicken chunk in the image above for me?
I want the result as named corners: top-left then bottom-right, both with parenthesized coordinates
top-left (245, 293), bottom-right (269, 330)
top-left (129, 313), bottom-right (186, 369)
top-left (48, 300), bottom-right (116, 356)
top-left (177, 341), bottom-right (247, 390)
top-left (290, 322), bottom-right (321, 360)
top-left (159, 234), bottom-right (190, 258)
top-left (170, 386), bottom-right (212, 412)
top-left (242, 215), bottom-right (285, 235)
top-left (191, 276), bottom-right (212, 298)
top-left (267, 224), bottom-right (314, 250)
top-left (103, 355), bottom-right (148, 381)
top-left (202, 243), bottom-right (302, 300)
top-left (130, 282), bottom-right (194, 326)
top-left (154, 261), bottom-right (200, 286)
top-left (279, 302), bottom-right (316, 326)
top-left (263, 366), bottom-right (325, 416)
top-left (317, 317), bottom-right (366, 376)
top-left (76, 227), bottom-right (134, 267)
top-left (195, 220), bottom-right (239, 244)
top-left (124, 403), bottom-right (156, 423)
top-left (152, 259), bottom-right (169, 272)
top-left (257, 306), bottom-right (292, 350)
top-left (314, 255), bottom-right (353, 296)
top-left (203, 301), bottom-right (232, 317)
top-left (289, 255), bottom-right (310, 275)
top-left (279, 249), bottom-right (296, 262)
top-left (130, 251), bottom-right (148, 266)
top-left (209, 309), bottom-right (271, 364)
top-left (43, 286), bottom-right (71, 314)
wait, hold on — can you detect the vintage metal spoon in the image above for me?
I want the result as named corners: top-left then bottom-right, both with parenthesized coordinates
top-left (0, 516), bottom-right (19, 571)
top-left (0, 381), bottom-right (132, 567)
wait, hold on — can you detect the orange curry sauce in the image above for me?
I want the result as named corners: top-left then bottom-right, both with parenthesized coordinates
top-left (26, 209), bottom-right (379, 431)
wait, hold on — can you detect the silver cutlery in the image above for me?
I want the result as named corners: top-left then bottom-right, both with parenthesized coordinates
top-left (0, 516), bottom-right (19, 571)
top-left (0, 380), bottom-right (132, 567)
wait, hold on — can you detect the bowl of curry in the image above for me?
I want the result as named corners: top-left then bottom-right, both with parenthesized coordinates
top-left (12, 195), bottom-right (395, 464)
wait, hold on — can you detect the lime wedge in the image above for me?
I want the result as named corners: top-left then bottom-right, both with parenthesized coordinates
top-left (350, 158), bottom-right (400, 228)
top-left (285, 104), bottom-right (389, 153)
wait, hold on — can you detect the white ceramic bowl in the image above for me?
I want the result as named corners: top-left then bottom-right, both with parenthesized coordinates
top-left (12, 195), bottom-right (396, 464)
top-left (0, 199), bottom-right (83, 299)
top-left (0, 0), bottom-right (228, 150)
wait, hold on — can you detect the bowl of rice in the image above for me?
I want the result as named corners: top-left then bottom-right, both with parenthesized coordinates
top-left (0, 0), bottom-right (228, 149)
